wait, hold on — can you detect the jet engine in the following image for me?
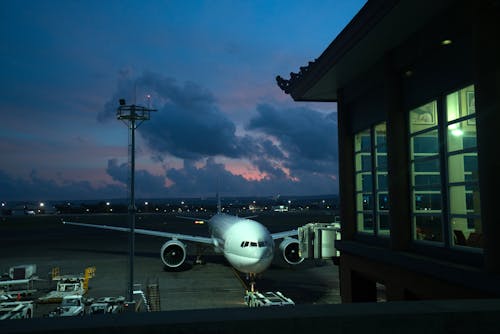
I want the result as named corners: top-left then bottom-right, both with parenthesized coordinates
top-left (279, 237), bottom-right (304, 265)
top-left (160, 240), bottom-right (187, 268)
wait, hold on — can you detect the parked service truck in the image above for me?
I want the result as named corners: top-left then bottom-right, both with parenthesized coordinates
top-left (0, 301), bottom-right (34, 320)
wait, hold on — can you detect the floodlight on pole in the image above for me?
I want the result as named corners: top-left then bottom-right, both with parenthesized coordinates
top-left (116, 99), bottom-right (157, 307)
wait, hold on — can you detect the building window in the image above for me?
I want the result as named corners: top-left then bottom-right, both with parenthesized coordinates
top-left (409, 100), bottom-right (442, 242)
top-left (409, 85), bottom-right (482, 249)
top-left (354, 123), bottom-right (389, 236)
top-left (446, 85), bottom-right (482, 248)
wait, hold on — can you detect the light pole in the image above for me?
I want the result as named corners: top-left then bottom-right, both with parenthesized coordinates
top-left (116, 98), bottom-right (156, 306)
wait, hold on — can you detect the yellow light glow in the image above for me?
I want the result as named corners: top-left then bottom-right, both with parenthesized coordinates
top-left (441, 39), bottom-right (452, 46)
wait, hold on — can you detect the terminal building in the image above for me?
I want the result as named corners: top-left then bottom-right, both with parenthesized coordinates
top-left (277, 0), bottom-right (500, 302)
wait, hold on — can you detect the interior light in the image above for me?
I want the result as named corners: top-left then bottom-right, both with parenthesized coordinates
top-left (441, 39), bottom-right (452, 46)
top-left (451, 128), bottom-right (463, 136)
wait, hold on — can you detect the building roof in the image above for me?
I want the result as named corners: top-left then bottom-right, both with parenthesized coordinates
top-left (276, 0), bottom-right (453, 102)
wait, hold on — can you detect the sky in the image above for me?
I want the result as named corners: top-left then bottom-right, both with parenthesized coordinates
top-left (0, 0), bottom-right (366, 201)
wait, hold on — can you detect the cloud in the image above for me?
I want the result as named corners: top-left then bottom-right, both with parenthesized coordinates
top-left (0, 169), bottom-right (124, 201)
top-left (163, 158), bottom-right (336, 197)
top-left (248, 104), bottom-right (338, 161)
top-left (99, 71), bottom-right (247, 160)
top-left (106, 159), bottom-right (168, 198)
top-left (96, 71), bottom-right (339, 198)
top-left (247, 104), bottom-right (339, 178)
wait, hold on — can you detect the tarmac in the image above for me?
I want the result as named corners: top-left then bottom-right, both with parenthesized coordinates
top-left (0, 212), bottom-right (340, 317)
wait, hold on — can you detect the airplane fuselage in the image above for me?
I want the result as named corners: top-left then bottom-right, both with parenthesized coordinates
top-left (208, 213), bottom-right (274, 274)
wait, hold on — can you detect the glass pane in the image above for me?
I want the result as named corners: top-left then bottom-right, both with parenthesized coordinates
top-left (378, 193), bottom-right (389, 210)
top-left (447, 120), bottom-right (477, 152)
top-left (363, 213), bottom-right (374, 231)
top-left (464, 155), bottom-right (478, 173)
top-left (355, 129), bottom-right (371, 152)
top-left (362, 174), bottom-right (372, 192)
top-left (409, 101), bottom-right (437, 133)
top-left (414, 193), bottom-right (442, 211)
top-left (377, 174), bottom-right (388, 191)
top-left (362, 194), bottom-right (373, 210)
top-left (379, 214), bottom-right (390, 233)
top-left (448, 153), bottom-right (478, 184)
top-left (413, 157), bottom-right (440, 173)
top-left (446, 85), bottom-right (475, 122)
top-left (375, 123), bottom-right (387, 152)
top-left (412, 131), bottom-right (439, 154)
top-left (377, 155), bottom-right (387, 170)
top-left (357, 212), bottom-right (374, 234)
top-left (449, 186), bottom-right (468, 215)
top-left (415, 175), bottom-right (441, 187)
top-left (361, 154), bottom-right (372, 171)
top-left (414, 215), bottom-right (443, 242)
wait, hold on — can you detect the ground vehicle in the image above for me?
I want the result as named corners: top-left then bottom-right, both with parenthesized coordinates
top-left (88, 296), bottom-right (125, 315)
top-left (0, 301), bottom-right (34, 320)
top-left (50, 295), bottom-right (85, 317)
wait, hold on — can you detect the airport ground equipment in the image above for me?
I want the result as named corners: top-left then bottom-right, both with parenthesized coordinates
top-left (0, 278), bottom-right (37, 299)
top-left (0, 264), bottom-right (38, 298)
top-left (49, 295), bottom-right (86, 317)
top-left (244, 291), bottom-right (294, 307)
top-left (123, 284), bottom-right (150, 312)
top-left (0, 301), bottom-right (34, 320)
top-left (39, 266), bottom-right (95, 303)
top-left (146, 279), bottom-right (161, 312)
top-left (38, 276), bottom-right (86, 303)
top-left (8, 264), bottom-right (37, 280)
top-left (88, 296), bottom-right (125, 315)
top-left (298, 221), bottom-right (341, 260)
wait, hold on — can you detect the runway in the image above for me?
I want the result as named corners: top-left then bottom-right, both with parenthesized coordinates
top-left (0, 213), bottom-right (340, 316)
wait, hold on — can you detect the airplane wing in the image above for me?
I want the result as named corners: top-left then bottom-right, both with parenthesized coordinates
top-left (176, 216), bottom-right (208, 222)
top-left (62, 221), bottom-right (213, 245)
top-left (271, 229), bottom-right (298, 240)
top-left (241, 215), bottom-right (259, 219)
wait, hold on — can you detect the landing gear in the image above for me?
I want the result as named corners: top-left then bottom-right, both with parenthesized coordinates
top-left (195, 254), bottom-right (204, 265)
top-left (246, 273), bottom-right (257, 292)
top-left (194, 245), bottom-right (206, 265)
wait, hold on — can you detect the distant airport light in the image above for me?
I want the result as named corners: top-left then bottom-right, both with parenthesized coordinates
top-left (1, 202), bottom-right (6, 207)
top-left (145, 201), bottom-right (149, 206)
top-left (39, 202), bottom-right (45, 207)
top-left (106, 202), bottom-right (110, 206)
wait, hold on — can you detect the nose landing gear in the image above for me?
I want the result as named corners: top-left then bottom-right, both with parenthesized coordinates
top-left (246, 273), bottom-right (257, 292)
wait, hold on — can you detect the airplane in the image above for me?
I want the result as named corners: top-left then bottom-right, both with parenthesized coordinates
top-left (62, 198), bottom-right (303, 291)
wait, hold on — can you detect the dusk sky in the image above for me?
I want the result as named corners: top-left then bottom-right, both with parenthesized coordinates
top-left (0, 0), bottom-right (366, 201)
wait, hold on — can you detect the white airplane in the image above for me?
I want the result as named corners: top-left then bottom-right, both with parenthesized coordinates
top-left (63, 200), bottom-right (303, 290)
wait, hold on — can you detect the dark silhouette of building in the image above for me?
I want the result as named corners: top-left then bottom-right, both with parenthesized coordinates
top-left (277, 0), bottom-right (500, 302)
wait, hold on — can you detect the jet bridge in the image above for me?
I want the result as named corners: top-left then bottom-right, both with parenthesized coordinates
top-left (298, 220), bottom-right (341, 261)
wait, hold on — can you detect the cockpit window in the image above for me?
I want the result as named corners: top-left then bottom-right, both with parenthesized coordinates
top-left (241, 241), bottom-right (268, 248)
